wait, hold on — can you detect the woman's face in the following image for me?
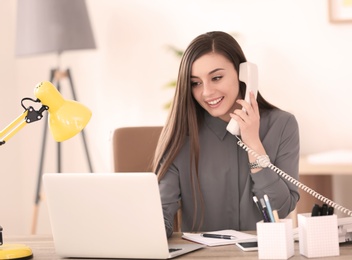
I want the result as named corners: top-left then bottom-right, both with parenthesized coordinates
top-left (191, 52), bottom-right (240, 122)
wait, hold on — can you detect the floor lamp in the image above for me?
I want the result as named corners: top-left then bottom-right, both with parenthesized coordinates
top-left (15, 0), bottom-right (96, 235)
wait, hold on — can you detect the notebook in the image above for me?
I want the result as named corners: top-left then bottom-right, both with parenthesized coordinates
top-left (43, 172), bottom-right (205, 259)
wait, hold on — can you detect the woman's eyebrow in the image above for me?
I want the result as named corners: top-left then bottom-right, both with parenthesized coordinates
top-left (208, 68), bottom-right (225, 74)
top-left (191, 68), bottom-right (225, 78)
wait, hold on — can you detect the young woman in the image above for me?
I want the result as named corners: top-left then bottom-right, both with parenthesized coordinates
top-left (153, 31), bottom-right (300, 238)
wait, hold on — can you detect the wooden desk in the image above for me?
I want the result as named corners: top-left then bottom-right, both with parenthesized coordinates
top-left (296, 156), bottom-right (352, 214)
top-left (4, 233), bottom-right (352, 259)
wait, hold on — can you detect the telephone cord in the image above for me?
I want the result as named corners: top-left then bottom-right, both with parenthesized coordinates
top-left (236, 136), bottom-right (352, 217)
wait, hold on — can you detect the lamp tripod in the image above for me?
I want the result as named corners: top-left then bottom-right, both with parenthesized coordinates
top-left (31, 68), bottom-right (94, 234)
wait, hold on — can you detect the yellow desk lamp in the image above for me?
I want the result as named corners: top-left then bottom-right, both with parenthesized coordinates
top-left (0, 81), bottom-right (92, 259)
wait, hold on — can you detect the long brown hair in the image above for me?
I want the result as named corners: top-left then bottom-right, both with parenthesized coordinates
top-left (152, 31), bottom-right (275, 230)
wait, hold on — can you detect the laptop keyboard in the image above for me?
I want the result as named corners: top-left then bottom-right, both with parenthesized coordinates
top-left (169, 248), bottom-right (182, 253)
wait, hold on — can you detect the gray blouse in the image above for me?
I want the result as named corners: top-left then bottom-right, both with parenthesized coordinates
top-left (159, 108), bottom-right (300, 237)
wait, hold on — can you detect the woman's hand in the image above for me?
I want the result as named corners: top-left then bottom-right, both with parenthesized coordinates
top-left (229, 91), bottom-right (267, 173)
top-left (230, 92), bottom-right (259, 143)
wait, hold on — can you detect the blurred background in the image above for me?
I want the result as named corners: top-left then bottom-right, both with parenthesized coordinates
top-left (1, 0), bottom-right (352, 235)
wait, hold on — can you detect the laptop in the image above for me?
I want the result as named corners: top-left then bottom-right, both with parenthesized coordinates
top-left (43, 172), bottom-right (205, 259)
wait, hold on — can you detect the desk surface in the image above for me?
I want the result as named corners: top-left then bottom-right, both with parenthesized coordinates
top-left (4, 233), bottom-right (352, 260)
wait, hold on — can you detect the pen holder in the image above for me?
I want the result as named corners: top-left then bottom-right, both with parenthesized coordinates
top-left (298, 213), bottom-right (339, 258)
top-left (256, 219), bottom-right (294, 259)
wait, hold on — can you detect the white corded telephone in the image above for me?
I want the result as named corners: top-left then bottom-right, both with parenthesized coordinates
top-left (227, 62), bottom-right (352, 218)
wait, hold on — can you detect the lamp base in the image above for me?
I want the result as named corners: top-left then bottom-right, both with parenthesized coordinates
top-left (0, 244), bottom-right (33, 259)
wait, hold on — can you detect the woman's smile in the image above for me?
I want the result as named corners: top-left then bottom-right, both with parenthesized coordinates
top-left (206, 96), bottom-right (224, 107)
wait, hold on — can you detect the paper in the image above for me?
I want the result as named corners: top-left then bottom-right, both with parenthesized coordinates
top-left (182, 229), bottom-right (257, 247)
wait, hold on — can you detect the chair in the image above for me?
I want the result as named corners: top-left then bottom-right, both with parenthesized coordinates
top-left (112, 126), bottom-right (162, 172)
top-left (112, 126), bottom-right (181, 231)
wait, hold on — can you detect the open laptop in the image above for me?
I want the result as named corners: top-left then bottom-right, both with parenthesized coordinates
top-left (43, 172), bottom-right (205, 259)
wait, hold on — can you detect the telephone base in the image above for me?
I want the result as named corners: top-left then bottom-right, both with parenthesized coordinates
top-left (293, 216), bottom-right (352, 243)
top-left (338, 217), bottom-right (352, 243)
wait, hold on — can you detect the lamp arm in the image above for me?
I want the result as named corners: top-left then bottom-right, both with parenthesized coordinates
top-left (0, 112), bottom-right (28, 145)
top-left (0, 98), bottom-right (49, 146)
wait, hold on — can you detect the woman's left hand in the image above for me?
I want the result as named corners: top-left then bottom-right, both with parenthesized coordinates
top-left (230, 91), bottom-right (260, 146)
top-left (229, 92), bottom-right (267, 173)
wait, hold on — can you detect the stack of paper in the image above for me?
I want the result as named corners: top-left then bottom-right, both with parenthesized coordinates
top-left (182, 229), bottom-right (257, 247)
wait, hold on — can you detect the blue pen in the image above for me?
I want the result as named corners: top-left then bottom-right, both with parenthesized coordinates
top-left (263, 194), bottom-right (275, 222)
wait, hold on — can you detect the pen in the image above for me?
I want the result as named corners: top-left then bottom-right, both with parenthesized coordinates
top-left (321, 203), bottom-right (328, 215)
top-left (311, 204), bottom-right (321, 217)
top-left (253, 196), bottom-right (263, 213)
top-left (201, 234), bottom-right (236, 240)
top-left (263, 194), bottom-right (275, 222)
top-left (260, 198), bottom-right (271, 222)
top-left (328, 206), bottom-right (334, 215)
top-left (272, 210), bottom-right (280, 222)
top-left (253, 196), bottom-right (269, 222)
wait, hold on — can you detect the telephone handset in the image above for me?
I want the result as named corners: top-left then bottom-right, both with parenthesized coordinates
top-left (226, 62), bottom-right (258, 136)
top-left (227, 62), bottom-right (352, 217)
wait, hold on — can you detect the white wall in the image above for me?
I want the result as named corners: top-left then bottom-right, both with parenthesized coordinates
top-left (1, 0), bottom-right (352, 235)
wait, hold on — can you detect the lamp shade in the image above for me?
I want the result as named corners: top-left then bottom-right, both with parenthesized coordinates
top-left (15, 0), bottom-right (96, 56)
top-left (34, 81), bottom-right (92, 142)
